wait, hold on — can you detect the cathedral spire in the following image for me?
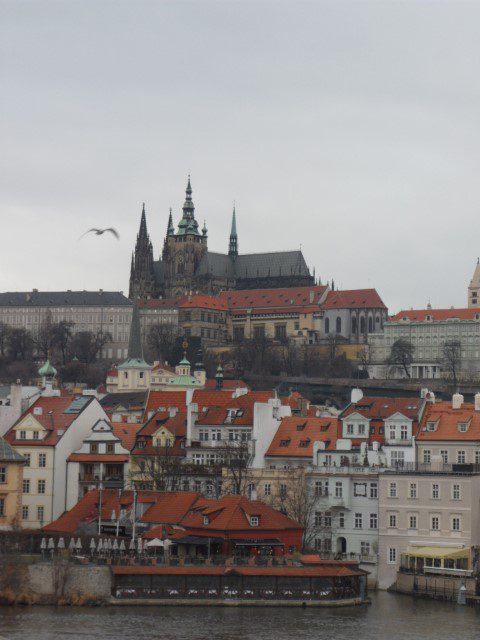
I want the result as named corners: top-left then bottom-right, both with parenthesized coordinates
top-left (139, 202), bottom-right (148, 238)
top-left (229, 204), bottom-right (238, 258)
top-left (167, 208), bottom-right (174, 236)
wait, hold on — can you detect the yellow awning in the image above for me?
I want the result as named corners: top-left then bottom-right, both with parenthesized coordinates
top-left (405, 546), bottom-right (469, 560)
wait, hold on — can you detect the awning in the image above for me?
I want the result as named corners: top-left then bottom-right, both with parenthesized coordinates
top-left (146, 538), bottom-right (164, 548)
top-left (233, 539), bottom-right (284, 547)
top-left (405, 546), bottom-right (469, 560)
top-left (177, 536), bottom-right (224, 545)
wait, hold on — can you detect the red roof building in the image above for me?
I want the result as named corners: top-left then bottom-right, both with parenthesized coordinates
top-left (265, 416), bottom-right (339, 463)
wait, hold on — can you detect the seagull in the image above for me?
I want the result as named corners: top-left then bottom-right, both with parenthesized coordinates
top-left (79, 228), bottom-right (120, 240)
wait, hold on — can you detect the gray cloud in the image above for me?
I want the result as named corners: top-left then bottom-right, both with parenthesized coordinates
top-left (1, 1), bottom-right (479, 312)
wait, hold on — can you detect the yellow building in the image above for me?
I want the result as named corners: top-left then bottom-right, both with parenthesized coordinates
top-left (0, 437), bottom-right (25, 530)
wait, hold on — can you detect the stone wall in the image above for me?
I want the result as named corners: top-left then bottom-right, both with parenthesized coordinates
top-left (28, 563), bottom-right (112, 601)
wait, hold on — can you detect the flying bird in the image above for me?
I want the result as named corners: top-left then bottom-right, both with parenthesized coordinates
top-left (79, 228), bottom-right (120, 240)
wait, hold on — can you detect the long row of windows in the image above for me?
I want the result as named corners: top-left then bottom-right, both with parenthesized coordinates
top-left (387, 511), bottom-right (461, 532)
top-left (388, 481), bottom-right (462, 500)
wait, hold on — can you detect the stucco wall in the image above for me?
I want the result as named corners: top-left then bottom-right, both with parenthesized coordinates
top-left (28, 563), bottom-right (112, 600)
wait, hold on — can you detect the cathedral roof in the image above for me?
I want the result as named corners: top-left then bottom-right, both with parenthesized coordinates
top-left (194, 250), bottom-right (311, 281)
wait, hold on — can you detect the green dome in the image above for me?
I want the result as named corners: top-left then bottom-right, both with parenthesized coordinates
top-left (38, 359), bottom-right (57, 377)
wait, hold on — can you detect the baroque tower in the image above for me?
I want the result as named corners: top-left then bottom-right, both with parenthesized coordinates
top-left (128, 203), bottom-right (157, 299)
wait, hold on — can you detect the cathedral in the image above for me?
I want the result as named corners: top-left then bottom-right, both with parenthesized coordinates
top-left (128, 178), bottom-right (314, 299)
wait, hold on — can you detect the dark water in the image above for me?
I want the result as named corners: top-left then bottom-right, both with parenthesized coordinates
top-left (1, 592), bottom-right (480, 640)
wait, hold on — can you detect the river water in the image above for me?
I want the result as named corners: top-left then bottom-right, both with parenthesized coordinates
top-left (0, 592), bottom-right (479, 639)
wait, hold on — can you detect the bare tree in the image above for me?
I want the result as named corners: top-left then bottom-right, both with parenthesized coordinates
top-left (70, 330), bottom-right (112, 363)
top-left (131, 445), bottom-right (186, 491)
top-left (0, 322), bottom-right (10, 357)
top-left (220, 438), bottom-right (254, 495)
top-left (32, 311), bottom-right (55, 359)
top-left (146, 323), bottom-right (178, 363)
top-left (52, 321), bottom-right (74, 364)
top-left (7, 328), bottom-right (34, 361)
top-left (387, 338), bottom-right (415, 378)
top-left (442, 339), bottom-right (462, 387)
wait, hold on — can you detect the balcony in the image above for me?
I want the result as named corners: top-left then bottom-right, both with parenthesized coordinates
top-left (384, 462), bottom-right (480, 475)
top-left (384, 437), bottom-right (413, 446)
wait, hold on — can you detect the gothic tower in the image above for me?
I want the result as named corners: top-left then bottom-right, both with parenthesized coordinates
top-left (228, 205), bottom-right (238, 259)
top-left (128, 203), bottom-right (158, 299)
top-left (163, 177), bottom-right (208, 297)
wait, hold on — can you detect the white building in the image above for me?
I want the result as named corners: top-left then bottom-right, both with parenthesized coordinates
top-left (3, 391), bottom-right (109, 528)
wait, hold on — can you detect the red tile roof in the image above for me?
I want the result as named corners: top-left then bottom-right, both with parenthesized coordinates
top-left (390, 308), bottom-right (479, 322)
top-left (341, 396), bottom-right (423, 421)
top-left (44, 490), bottom-right (303, 538)
top-left (266, 416), bottom-right (339, 457)
top-left (138, 298), bottom-right (179, 309)
top-left (178, 294), bottom-right (228, 311)
top-left (111, 423), bottom-right (143, 451)
top-left (416, 401), bottom-right (480, 441)
top-left (218, 285), bottom-right (328, 311)
top-left (321, 289), bottom-right (386, 310)
top-left (204, 379), bottom-right (248, 390)
top-left (144, 390), bottom-right (187, 417)
top-left (4, 395), bottom-right (93, 447)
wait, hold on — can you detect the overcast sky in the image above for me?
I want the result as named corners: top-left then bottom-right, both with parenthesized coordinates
top-left (2, 1), bottom-right (480, 313)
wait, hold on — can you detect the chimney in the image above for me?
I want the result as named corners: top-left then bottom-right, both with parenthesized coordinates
top-left (169, 406), bottom-right (178, 418)
top-left (351, 388), bottom-right (363, 404)
top-left (309, 290), bottom-right (314, 304)
top-left (475, 393), bottom-right (480, 412)
top-left (452, 393), bottom-right (464, 410)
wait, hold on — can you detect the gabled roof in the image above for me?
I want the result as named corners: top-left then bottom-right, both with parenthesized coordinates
top-left (141, 492), bottom-right (201, 523)
top-left (390, 308), bottom-right (480, 322)
top-left (4, 395), bottom-right (94, 447)
top-left (266, 416), bottom-right (339, 457)
top-left (111, 423), bottom-right (143, 451)
top-left (321, 289), bottom-right (386, 310)
top-left (416, 401), bottom-right (480, 441)
top-left (341, 397), bottom-right (423, 421)
top-left (100, 392), bottom-right (148, 411)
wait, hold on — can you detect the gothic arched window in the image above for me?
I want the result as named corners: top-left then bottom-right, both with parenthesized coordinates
top-left (336, 317), bottom-right (342, 334)
top-left (368, 316), bottom-right (373, 333)
top-left (352, 316), bottom-right (357, 334)
top-left (360, 316), bottom-right (366, 334)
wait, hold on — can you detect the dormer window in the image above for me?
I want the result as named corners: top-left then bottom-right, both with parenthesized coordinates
top-left (458, 423), bottom-right (469, 433)
top-left (19, 430), bottom-right (26, 440)
top-left (299, 439), bottom-right (310, 448)
top-left (32, 431), bottom-right (39, 440)
top-left (137, 441), bottom-right (145, 449)
top-left (426, 422), bottom-right (437, 432)
top-left (203, 516), bottom-right (209, 526)
top-left (296, 422), bottom-right (307, 431)
top-left (90, 443), bottom-right (98, 453)
top-left (279, 439), bottom-right (290, 447)
top-left (250, 516), bottom-right (259, 527)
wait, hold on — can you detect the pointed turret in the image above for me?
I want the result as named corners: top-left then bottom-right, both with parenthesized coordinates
top-left (129, 203), bottom-right (157, 300)
top-left (177, 175), bottom-right (200, 235)
top-left (228, 204), bottom-right (238, 258)
top-left (468, 258), bottom-right (480, 308)
top-left (139, 203), bottom-right (148, 238)
top-left (167, 208), bottom-right (175, 236)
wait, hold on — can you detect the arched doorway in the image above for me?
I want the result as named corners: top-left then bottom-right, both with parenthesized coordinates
top-left (337, 537), bottom-right (347, 554)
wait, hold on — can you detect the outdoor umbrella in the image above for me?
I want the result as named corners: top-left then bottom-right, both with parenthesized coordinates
top-left (47, 538), bottom-right (55, 550)
top-left (68, 538), bottom-right (76, 551)
top-left (137, 538), bottom-right (143, 553)
top-left (40, 538), bottom-right (47, 550)
top-left (113, 539), bottom-right (119, 551)
top-left (57, 537), bottom-right (65, 549)
top-left (90, 538), bottom-right (96, 551)
top-left (76, 538), bottom-right (83, 551)
top-left (97, 539), bottom-right (103, 552)
top-left (129, 538), bottom-right (135, 551)
top-left (145, 538), bottom-right (164, 548)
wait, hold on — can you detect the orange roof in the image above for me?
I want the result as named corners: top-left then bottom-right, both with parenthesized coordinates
top-left (111, 423), bottom-right (143, 451)
top-left (67, 453), bottom-right (129, 463)
top-left (321, 288), bottom-right (386, 310)
top-left (141, 492), bottom-right (201, 523)
top-left (416, 401), bottom-right (480, 441)
top-left (342, 396), bottom-right (423, 421)
top-left (390, 308), bottom-right (479, 322)
top-left (266, 416), bottom-right (339, 457)
top-left (204, 379), bottom-right (248, 390)
top-left (178, 294), bottom-right (228, 311)
top-left (4, 395), bottom-right (93, 447)
top-left (144, 390), bottom-right (187, 417)
top-left (195, 391), bottom-right (275, 426)
top-left (218, 285), bottom-right (328, 311)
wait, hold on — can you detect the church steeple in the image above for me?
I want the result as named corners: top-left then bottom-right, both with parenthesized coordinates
top-left (177, 175), bottom-right (200, 235)
top-left (129, 203), bottom-right (157, 300)
top-left (228, 204), bottom-right (238, 258)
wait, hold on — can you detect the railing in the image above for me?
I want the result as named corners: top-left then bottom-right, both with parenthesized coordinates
top-left (113, 586), bottom-right (357, 601)
top-left (384, 437), bottom-right (413, 445)
top-left (424, 566), bottom-right (473, 577)
top-left (384, 462), bottom-right (480, 475)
